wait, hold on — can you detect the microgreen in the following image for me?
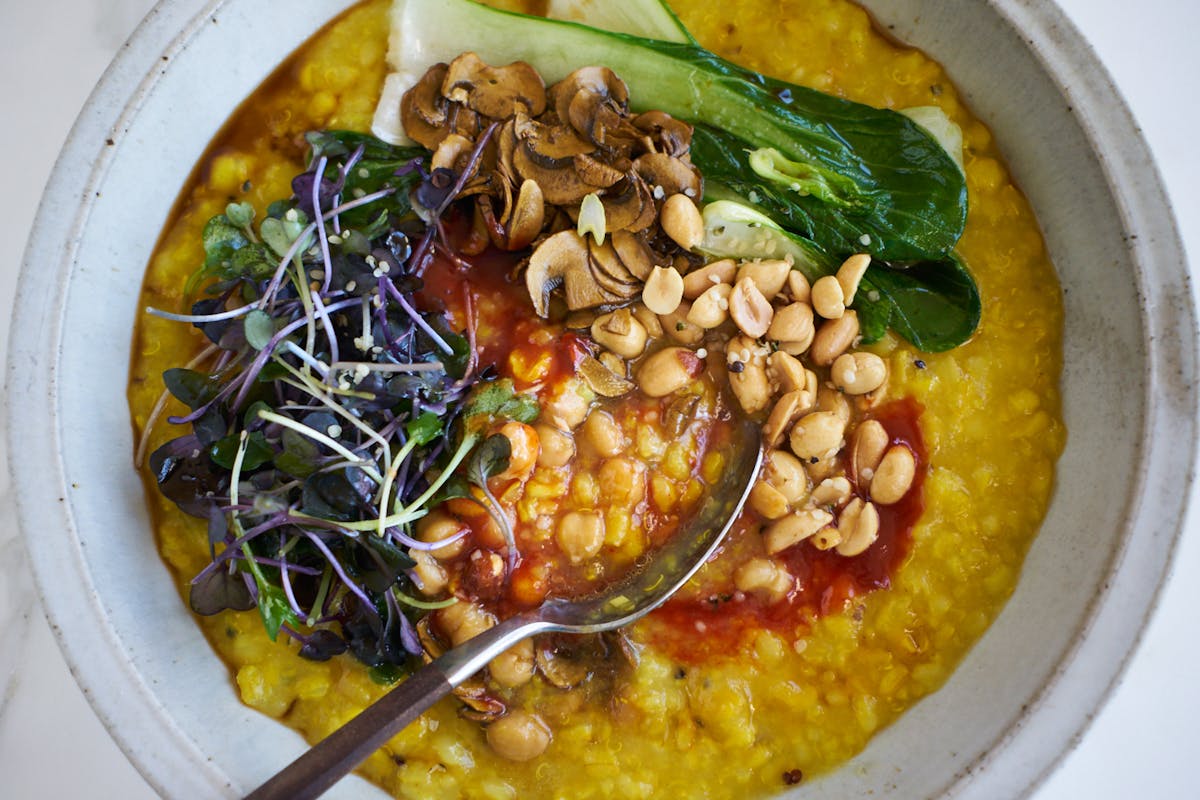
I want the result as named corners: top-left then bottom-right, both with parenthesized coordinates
top-left (147, 131), bottom-right (541, 671)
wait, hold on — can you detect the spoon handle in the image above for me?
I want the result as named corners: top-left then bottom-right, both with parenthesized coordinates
top-left (244, 663), bottom-right (451, 800)
top-left (245, 613), bottom-right (547, 800)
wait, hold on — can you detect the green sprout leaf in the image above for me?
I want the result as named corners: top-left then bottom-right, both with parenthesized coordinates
top-left (163, 368), bottom-right (221, 411)
top-left (211, 431), bottom-right (273, 471)
top-left (244, 309), bottom-right (275, 351)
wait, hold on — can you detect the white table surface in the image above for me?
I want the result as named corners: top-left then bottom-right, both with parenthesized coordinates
top-left (1, 1), bottom-right (1196, 798)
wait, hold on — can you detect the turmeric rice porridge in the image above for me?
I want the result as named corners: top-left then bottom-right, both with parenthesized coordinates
top-left (127, 0), bottom-right (1064, 797)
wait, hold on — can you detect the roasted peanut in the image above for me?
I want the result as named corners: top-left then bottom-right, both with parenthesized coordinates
top-left (487, 710), bottom-right (552, 762)
top-left (749, 480), bottom-right (791, 519)
top-left (682, 258), bottom-right (736, 299)
top-left (726, 336), bottom-right (771, 414)
top-left (630, 302), bottom-right (664, 338)
top-left (659, 301), bottom-right (706, 346)
top-left (810, 310), bottom-right (859, 366)
top-left (736, 259), bottom-right (791, 299)
top-left (642, 265), bottom-right (685, 315)
top-left (809, 527), bottom-right (843, 551)
top-left (789, 411), bottom-right (846, 461)
top-left (687, 283), bottom-right (732, 328)
top-left (768, 350), bottom-right (810, 394)
top-left (850, 419), bottom-right (890, 486)
top-left (661, 193), bottom-right (704, 250)
top-left (763, 390), bottom-right (807, 449)
top-left (764, 508), bottom-right (834, 554)
top-left (810, 476), bottom-right (852, 507)
top-left (636, 346), bottom-right (705, 397)
top-left (830, 351), bottom-right (888, 395)
top-left (871, 445), bottom-right (916, 504)
top-left (836, 253), bottom-right (871, 306)
top-left (733, 557), bottom-right (794, 602)
top-left (591, 308), bottom-right (647, 359)
top-left (787, 270), bottom-right (811, 304)
top-left (835, 498), bottom-right (880, 557)
top-left (729, 277), bottom-right (774, 338)
top-left (767, 302), bottom-right (815, 351)
top-left (816, 385), bottom-right (851, 425)
top-left (811, 275), bottom-right (846, 319)
top-left (557, 510), bottom-right (605, 564)
top-left (765, 449), bottom-right (809, 505)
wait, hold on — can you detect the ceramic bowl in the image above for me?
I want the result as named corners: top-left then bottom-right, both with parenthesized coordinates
top-left (7, 1), bottom-right (1195, 797)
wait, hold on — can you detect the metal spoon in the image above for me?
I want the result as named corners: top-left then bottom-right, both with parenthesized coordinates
top-left (246, 420), bottom-right (762, 800)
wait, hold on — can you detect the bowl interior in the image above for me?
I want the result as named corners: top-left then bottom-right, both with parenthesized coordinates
top-left (9, 0), bottom-right (1193, 798)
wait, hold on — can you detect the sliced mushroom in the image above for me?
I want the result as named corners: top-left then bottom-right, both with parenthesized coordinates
top-left (536, 634), bottom-right (600, 689)
top-left (441, 52), bottom-right (547, 120)
top-left (633, 152), bottom-right (703, 199)
top-left (401, 63), bottom-right (453, 149)
top-left (549, 67), bottom-right (631, 147)
top-left (611, 231), bottom-right (657, 281)
top-left (431, 132), bottom-right (475, 172)
top-left (526, 230), bottom-right (588, 316)
top-left (589, 240), bottom-right (639, 287)
top-left (500, 178), bottom-right (546, 251)
top-left (514, 138), bottom-right (596, 206)
top-left (573, 153), bottom-right (626, 189)
top-left (578, 355), bottom-right (634, 397)
top-left (415, 617), bottom-right (507, 721)
top-left (599, 175), bottom-right (657, 233)
top-left (632, 110), bottom-right (694, 157)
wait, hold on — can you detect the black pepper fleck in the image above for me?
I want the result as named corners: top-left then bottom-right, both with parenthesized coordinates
top-left (914, 359), bottom-right (927, 370)
top-left (675, 667), bottom-right (687, 679)
top-left (729, 360), bottom-right (745, 373)
top-left (809, 456), bottom-right (819, 464)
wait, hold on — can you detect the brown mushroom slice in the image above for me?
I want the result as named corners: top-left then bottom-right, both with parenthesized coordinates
top-left (431, 132), bottom-right (475, 172)
top-left (526, 230), bottom-right (589, 317)
top-left (632, 110), bottom-right (694, 157)
top-left (610, 231), bottom-right (657, 281)
top-left (634, 152), bottom-right (703, 200)
top-left (578, 355), bottom-right (635, 397)
top-left (536, 634), bottom-right (611, 689)
top-left (515, 116), bottom-right (596, 168)
top-left (549, 67), bottom-right (631, 146)
top-left (513, 140), bottom-right (595, 206)
top-left (455, 678), bottom-right (508, 722)
top-left (573, 153), bottom-right (626, 189)
top-left (588, 244), bottom-right (641, 301)
top-left (441, 52), bottom-right (547, 120)
top-left (589, 240), bottom-right (639, 285)
top-left (401, 63), bottom-right (453, 150)
top-left (503, 178), bottom-right (546, 251)
top-left (495, 118), bottom-right (519, 185)
top-left (597, 176), bottom-right (657, 234)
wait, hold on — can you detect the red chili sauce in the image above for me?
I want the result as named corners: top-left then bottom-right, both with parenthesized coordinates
top-left (649, 399), bottom-right (926, 663)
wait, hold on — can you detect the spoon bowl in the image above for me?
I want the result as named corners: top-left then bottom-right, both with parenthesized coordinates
top-left (247, 418), bottom-right (764, 800)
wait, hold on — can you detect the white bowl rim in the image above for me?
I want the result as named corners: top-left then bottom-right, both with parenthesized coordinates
top-left (6, 0), bottom-right (1196, 798)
